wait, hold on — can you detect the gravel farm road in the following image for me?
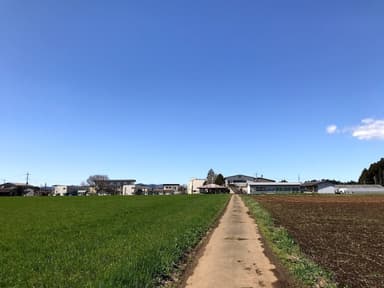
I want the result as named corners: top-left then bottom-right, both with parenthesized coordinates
top-left (184, 194), bottom-right (286, 288)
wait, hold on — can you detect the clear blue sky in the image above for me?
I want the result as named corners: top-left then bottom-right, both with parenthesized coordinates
top-left (1, 0), bottom-right (383, 186)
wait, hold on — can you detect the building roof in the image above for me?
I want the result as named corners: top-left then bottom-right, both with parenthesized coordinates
top-left (225, 174), bottom-right (275, 182)
top-left (335, 185), bottom-right (384, 193)
top-left (335, 184), bottom-right (384, 189)
top-left (301, 181), bottom-right (334, 187)
top-left (0, 182), bottom-right (36, 188)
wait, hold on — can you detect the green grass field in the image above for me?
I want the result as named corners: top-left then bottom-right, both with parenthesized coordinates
top-left (0, 195), bottom-right (229, 287)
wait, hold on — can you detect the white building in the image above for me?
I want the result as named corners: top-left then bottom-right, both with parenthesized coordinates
top-left (187, 178), bottom-right (206, 194)
top-left (335, 185), bottom-right (384, 194)
top-left (53, 185), bottom-right (68, 196)
top-left (163, 184), bottom-right (180, 195)
top-left (122, 184), bottom-right (136, 195)
top-left (301, 181), bottom-right (336, 194)
top-left (225, 174), bottom-right (275, 188)
top-left (247, 182), bottom-right (301, 194)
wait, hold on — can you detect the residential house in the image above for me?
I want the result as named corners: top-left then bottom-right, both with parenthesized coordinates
top-left (163, 184), bottom-right (180, 195)
top-left (0, 183), bottom-right (40, 196)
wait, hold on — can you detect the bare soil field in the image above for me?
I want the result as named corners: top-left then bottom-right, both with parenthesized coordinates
top-left (252, 195), bottom-right (384, 288)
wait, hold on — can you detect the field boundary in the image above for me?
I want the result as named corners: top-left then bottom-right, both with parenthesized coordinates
top-left (242, 196), bottom-right (337, 288)
top-left (162, 195), bottom-right (232, 288)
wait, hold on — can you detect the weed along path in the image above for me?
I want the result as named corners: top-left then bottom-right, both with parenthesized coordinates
top-left (184, 195), bottom-right (284, 288)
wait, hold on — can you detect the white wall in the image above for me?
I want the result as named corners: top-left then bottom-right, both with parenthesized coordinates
top-left (187, 179), bottom-right (205, 194)
top-left (318, 185), bottom-right (336, 194)
top-left (53, 185), bottom-right (67, 196)
top-left (122, 185), bottom-right (136, 195)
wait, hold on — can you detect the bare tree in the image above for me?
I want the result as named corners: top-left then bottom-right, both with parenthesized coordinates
top-left (86, 175), bottom-right (109, 186)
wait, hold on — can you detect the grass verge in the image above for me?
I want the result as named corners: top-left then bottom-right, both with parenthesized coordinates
top-left (242, 195), bottom-right (337, 288)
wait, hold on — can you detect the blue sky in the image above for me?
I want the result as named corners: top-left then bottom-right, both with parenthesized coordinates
top-left (1, 0), bottom-right (383, 186)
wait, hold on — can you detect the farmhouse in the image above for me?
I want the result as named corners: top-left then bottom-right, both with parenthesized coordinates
top-left (301, 181), bottom-right (336, 194)
top-left (247, 182), bottom-right (301, 194)
top-left (335, 184), bottom-right (384, 194)
top-left (187, 178), bottom-right (205, 194)
top-left (0, 183), bottom-right (40, 196)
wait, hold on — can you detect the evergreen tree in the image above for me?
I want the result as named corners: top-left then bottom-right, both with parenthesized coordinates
top-left (206, 169), bottom-right (216, 184)
top-left (214, 174), bottom-right (225, 186)
top-left (358, 158), bottom-right (384, 185)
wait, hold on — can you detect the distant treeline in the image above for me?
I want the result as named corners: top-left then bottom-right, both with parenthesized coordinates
top-left (359, 158), bottom-right (384, 185)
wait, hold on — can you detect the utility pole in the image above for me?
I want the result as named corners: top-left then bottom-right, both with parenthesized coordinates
top-left (26, 172), bottom-right (30, 185)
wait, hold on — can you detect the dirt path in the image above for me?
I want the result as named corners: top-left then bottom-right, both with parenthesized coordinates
top-left (184, 195), bottom-right (283, 288)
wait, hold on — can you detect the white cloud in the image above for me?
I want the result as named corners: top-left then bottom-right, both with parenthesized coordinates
top-left (326, 125), bottom-right (338, 134)
top-left (352, 118), bottom-right (384, 140)
top-left (326, 118), bottom-right (384, 140)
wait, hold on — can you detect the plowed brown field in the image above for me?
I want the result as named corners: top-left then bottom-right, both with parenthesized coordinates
top-left (252, 195), bottom-right (384, 288)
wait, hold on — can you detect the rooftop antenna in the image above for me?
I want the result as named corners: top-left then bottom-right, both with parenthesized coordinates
top-left (298, 174), bottom-right (301, 183)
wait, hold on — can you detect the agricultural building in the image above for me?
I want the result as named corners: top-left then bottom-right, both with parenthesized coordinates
top-left (301, 181), bottom-right (336, 194)
top-left (187, 178), bottom-right (205, 194)
top-left (225, 174), bottom-right (275, 188)
top-left (247, 182), bottom-right (301, 194)
top-left (335, 184), bottom-right (384, 194)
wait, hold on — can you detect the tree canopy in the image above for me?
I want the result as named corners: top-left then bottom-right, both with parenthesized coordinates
top-left (214, 174), bottom-right (225, 186)
top-left (359, 158), bottom-right (384, 185)
top-left (206, 169), bottom-right (216, 184)
top-left (86, 175), bottom-right (109, 186)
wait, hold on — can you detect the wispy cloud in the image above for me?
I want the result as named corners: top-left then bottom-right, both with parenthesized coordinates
top-left (326, 125), bottom-right (338, 134)
top-left (326, 118), bottom-right (384, 140)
